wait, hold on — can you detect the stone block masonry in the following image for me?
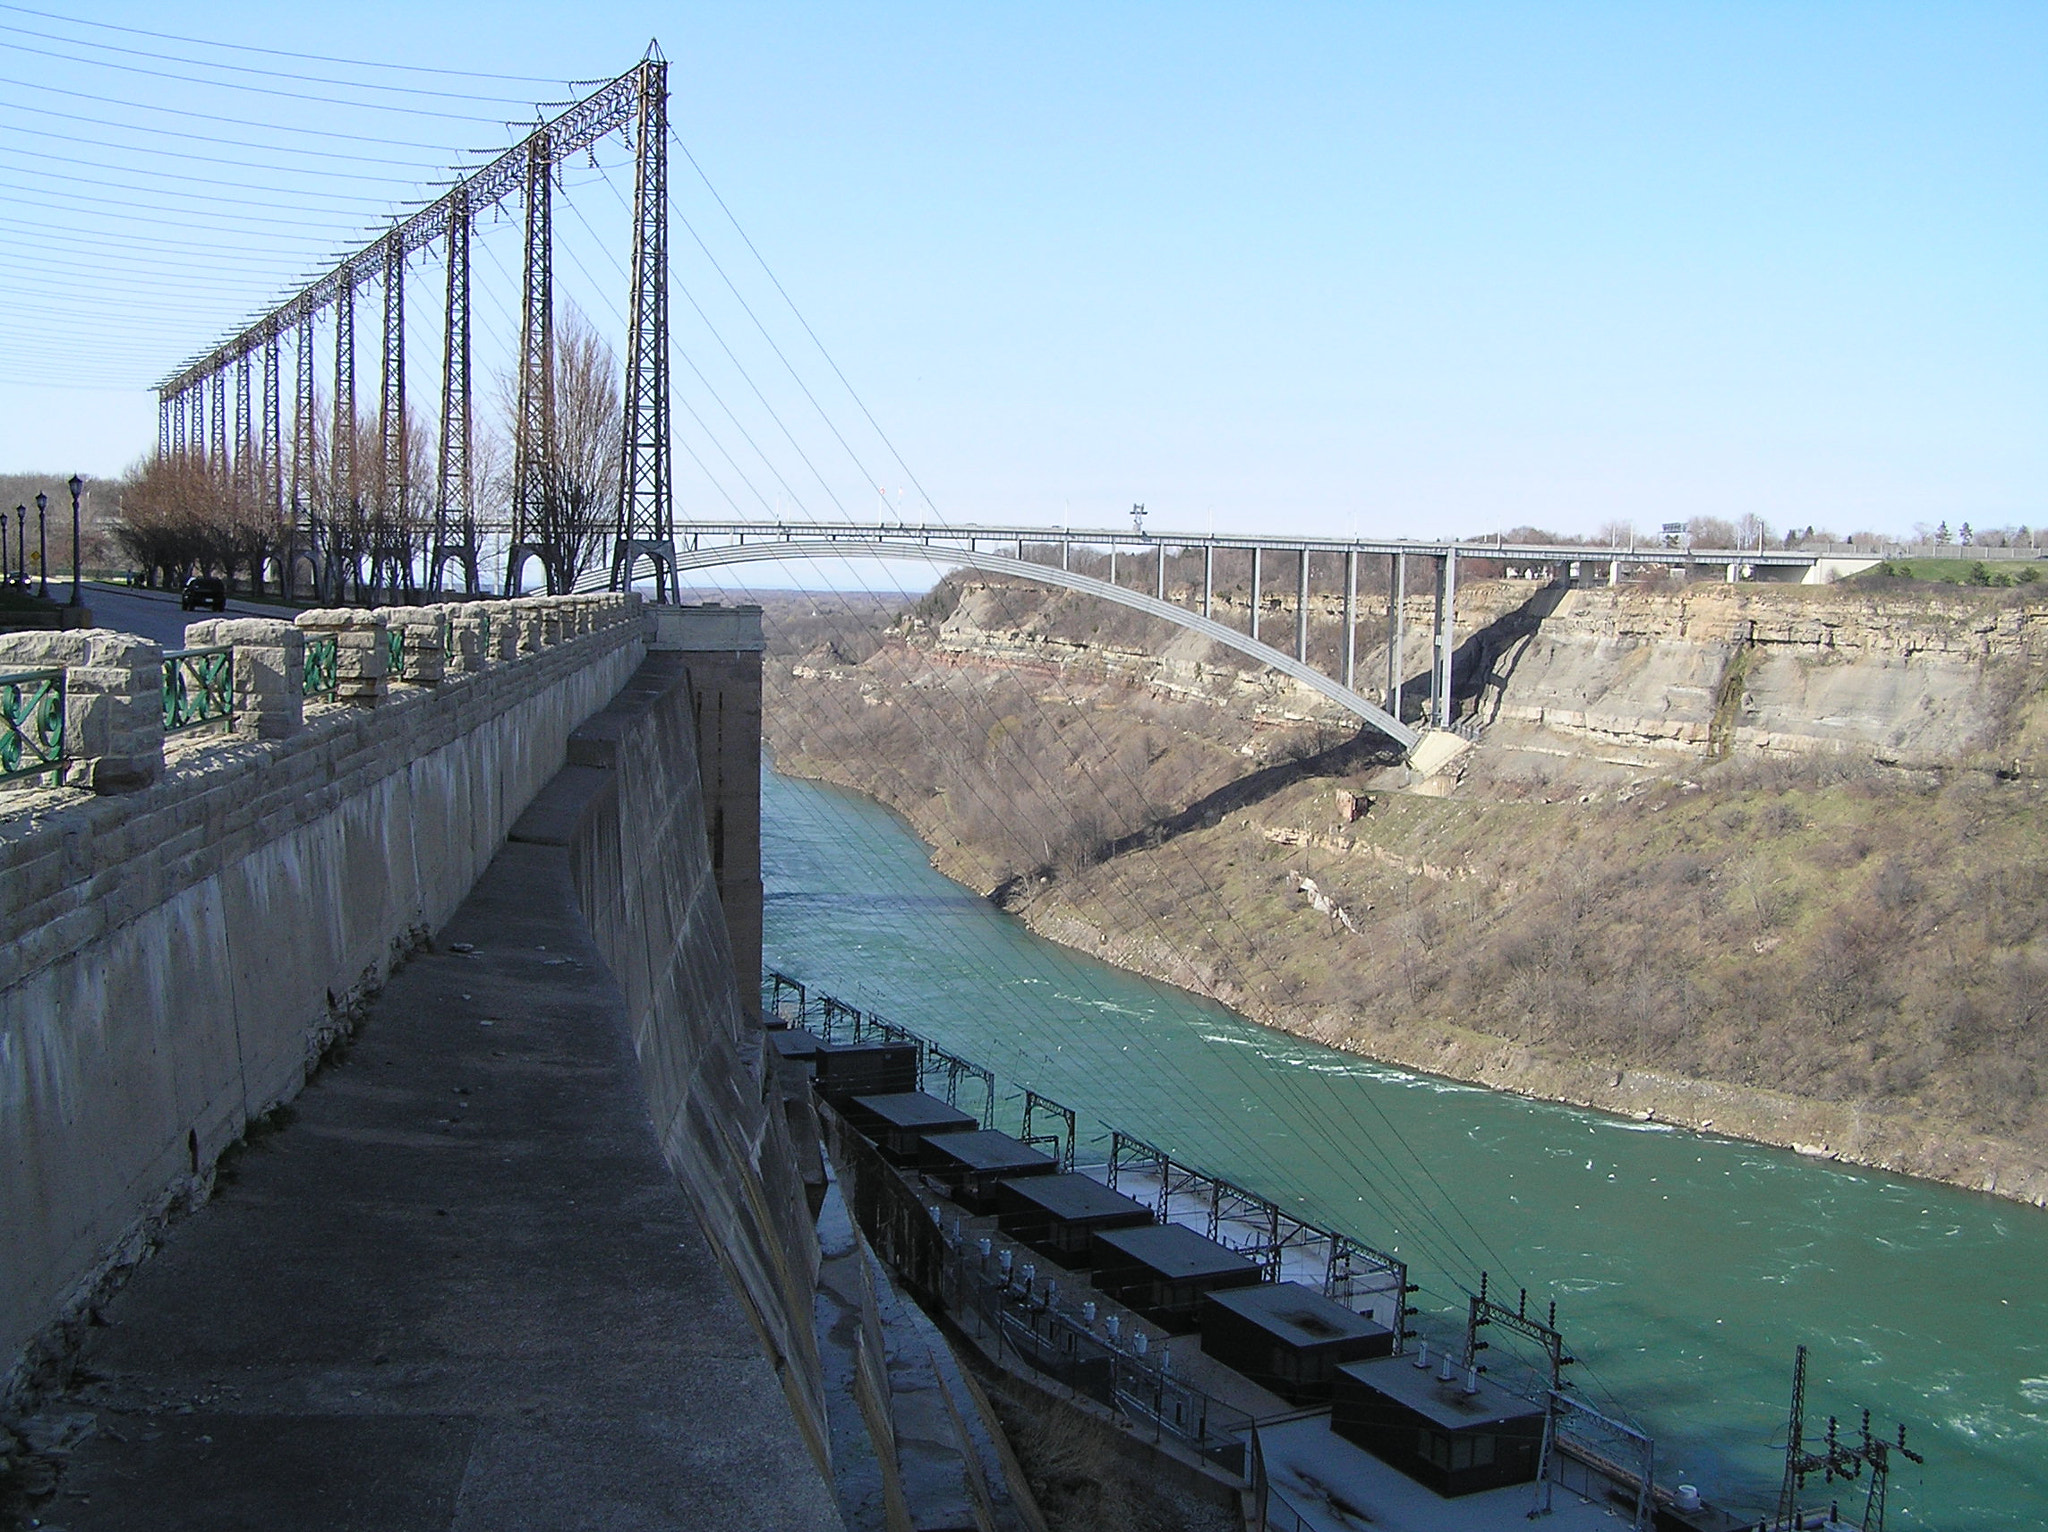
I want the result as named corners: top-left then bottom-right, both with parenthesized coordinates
top-left (295, 606), bottom-right (388, 706)
top-left (0, 629), bottom-right (163, 791)
top-left (180, 618), bottom-right (304, 741)
top-left (0, 593), bottom-right (645, 1405)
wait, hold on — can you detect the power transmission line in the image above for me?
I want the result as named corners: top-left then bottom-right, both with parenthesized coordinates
top-left (0, 2), bottom-right (566, 84)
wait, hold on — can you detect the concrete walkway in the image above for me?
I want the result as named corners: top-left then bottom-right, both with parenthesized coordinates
top-left (26, 836), bottom-right (840, 1530)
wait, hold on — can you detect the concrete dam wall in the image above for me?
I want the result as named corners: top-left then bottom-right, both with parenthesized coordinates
top-left (0, 596), bottom-right (646, 1401)
top-left (512, 645), bottom-right (831, 1468)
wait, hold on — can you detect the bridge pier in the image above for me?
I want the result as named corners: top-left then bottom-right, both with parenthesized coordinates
top-left (1387, 551), bottom-right (1406, 721)
top-left (1250, 546), bottom-right (1262, 643)
top-left (1201, 544), bottom-right (1213, 618)
top-left (1342, 550), bottom-right (1357, 690)
top-left (1433, 548), bottom-right (1458, 729)
top-left (1295, 549), bottom-right (1310, 662)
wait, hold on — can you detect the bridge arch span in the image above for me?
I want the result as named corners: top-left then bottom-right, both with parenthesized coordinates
top-left (663, 538), bottom-right (1421, 753)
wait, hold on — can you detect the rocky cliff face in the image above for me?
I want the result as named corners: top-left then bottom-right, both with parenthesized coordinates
top-left (923, 576), bottom-right (2048, 776)
top-left (765, 576), bottom-right (2048, 1206)
top-left (1468, 584), bottom-right (2047, 771)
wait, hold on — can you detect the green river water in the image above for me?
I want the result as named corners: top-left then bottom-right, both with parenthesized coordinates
top-left (761, 766), bottom-right (2046, 1528)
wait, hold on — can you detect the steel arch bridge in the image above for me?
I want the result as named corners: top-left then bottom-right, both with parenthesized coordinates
top-left (662, 537), bottom-right (1423, 753)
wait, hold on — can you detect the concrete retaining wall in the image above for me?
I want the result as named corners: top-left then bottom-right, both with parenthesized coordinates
top-left (0, 597), bottom-right (647, 1402)
top-left (510, 649), bottom-right (832, 1476)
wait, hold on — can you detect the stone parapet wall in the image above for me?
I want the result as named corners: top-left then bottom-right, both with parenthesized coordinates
top-left (0, 593), bottom-right (646, 1404)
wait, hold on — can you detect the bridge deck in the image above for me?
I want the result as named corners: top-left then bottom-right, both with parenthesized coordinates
top-left (27, 837), bottom-right (838, 1529)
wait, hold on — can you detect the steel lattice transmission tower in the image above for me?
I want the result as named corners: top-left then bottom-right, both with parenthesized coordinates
top-left (508, 134), bottom-right (554, 595)
top-left (332, 268), bottom-right (358, 599)
top-left (378, 233), bottom-right (408, 593)
top-left (434, 190), bottom-right (475, 593)
top-left (612, 50), bottom-right (679, 602)
top-left (292, 314), bottom-right (318, 592)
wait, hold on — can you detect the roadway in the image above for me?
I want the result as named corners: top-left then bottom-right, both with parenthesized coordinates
top-left (77, 582), bottom-right (302, 649)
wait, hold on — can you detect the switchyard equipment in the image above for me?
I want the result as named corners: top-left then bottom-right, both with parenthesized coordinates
top-left (1198, 1281), bottom-right (1395, 1404)
top-left (764, 966), bottom-right (1926, 1532)
top-left (1089, 1222), bottom-right (1265, 1333)
top-left (840, 1090), bottom-right (978, 1165)
top-left (922, 1130), bottom-right (1057, 1213)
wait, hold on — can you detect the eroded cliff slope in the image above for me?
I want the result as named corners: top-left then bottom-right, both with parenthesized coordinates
top-left (764, 573), bottom-right (2048, 1205)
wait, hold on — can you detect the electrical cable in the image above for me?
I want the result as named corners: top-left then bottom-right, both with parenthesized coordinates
top-left (0, 119), bottom-right (438, 180)
top-left (665, 177), bottom-right (1528, 1303)
top-left (609, 167), bottom-right (886, 502)
top-left (633, 214), bottom-right (1494, 1300)
top-left (0, 176), bottom-right (397, 233)
top-left (0, 146), bottom-right (401, 209)
top-left (673, 132), bottom-right (943, 518)
top-left (1, 38), bottom-right (520, 121)
top-left (0, 100), bottom-right (461, 168)
top-left (0, 76), bottom-right (470, 150)
top-left (0, 19), bottom-right (547, 104)
top-left (0, 4), bottom-right (564, 83)
top-left (650, 169), bottom-right (1564, 1329)
top-left (650, 159), bottom-right (1502, 1290)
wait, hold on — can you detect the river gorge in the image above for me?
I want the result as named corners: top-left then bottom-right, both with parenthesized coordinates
top-left (763, 762), bottom-right (2046, 1529)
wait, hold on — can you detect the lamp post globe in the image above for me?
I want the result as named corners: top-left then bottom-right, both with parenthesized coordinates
top-left (35, 491), bottom-right (48, 599)
top-left (68, 475), bottom-right (82, 606)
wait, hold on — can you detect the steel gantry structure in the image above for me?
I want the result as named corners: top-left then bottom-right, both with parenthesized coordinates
top-left (154, 48), bottom-right (680, 603)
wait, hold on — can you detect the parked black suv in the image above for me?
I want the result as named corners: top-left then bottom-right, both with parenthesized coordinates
top-left (180, 576), bottom-right (227, 612)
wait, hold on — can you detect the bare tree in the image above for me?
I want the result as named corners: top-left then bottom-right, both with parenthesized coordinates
top-left (1687, 515), bottom-right (1739, 549)
top-left (496, 304), bottom-right (623, 594)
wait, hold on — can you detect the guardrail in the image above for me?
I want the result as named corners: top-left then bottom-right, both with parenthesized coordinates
top-left (162, 646), bottom-right (233, 733)
top-left (303, 635), bottom-right (339, 700)
top-left (385, 626), bottom-right (404, 677)
top-left (0, 668), bottom-right (65, 780)
top-left (945, 1234), bottom-right (1252, 1476)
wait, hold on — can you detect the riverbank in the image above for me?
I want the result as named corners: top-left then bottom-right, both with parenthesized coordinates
top-left (777, 750), bottom-right (2048, 1209)
top-left (758, 574), bottom-right (2048, 1214)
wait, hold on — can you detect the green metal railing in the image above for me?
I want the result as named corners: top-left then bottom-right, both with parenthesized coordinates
top-left (163, 646), bottom-right (233, 733)
top-left (386, 626), bottom-right (405, 678)
top-left (304, 635), bottom-right (339, 700)
top-left (0, 668), bottom-right (65, 780)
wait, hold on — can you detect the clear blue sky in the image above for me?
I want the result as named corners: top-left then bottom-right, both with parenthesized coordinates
top-left (0, 1), bottom-right (2040, 541)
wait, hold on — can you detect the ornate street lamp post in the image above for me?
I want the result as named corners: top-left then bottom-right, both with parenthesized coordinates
top-left (35, 491), bottom-right (48, 599)
top-left (12, 505), bottom-right (23, 585)
top-left (68, 475), bottom-right (82, 606)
